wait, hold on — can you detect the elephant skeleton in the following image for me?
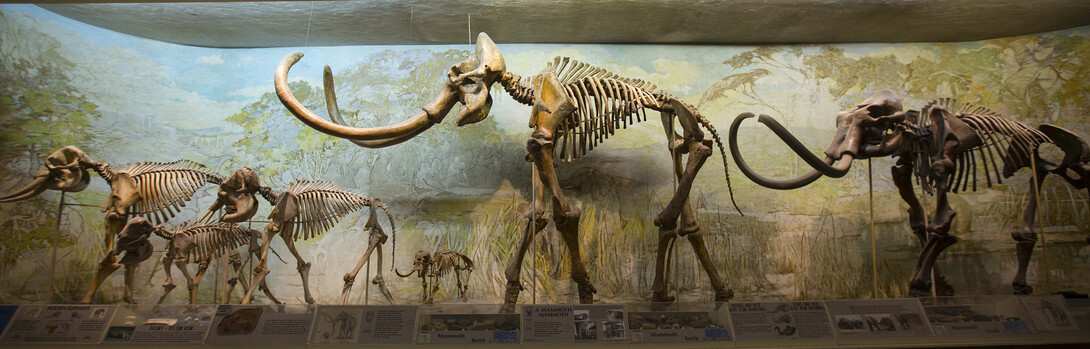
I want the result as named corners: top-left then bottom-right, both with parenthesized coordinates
top-left (274, 33), bottom-right (741, 303)
top-left (0, 146), bottom-right (222, 303)
top-left (730, 90), bottom-right (1090, 296)
top-left (239, 179), bottom-right (397, 305)
top-left (111, 217), bottom-right (270, 305)
top-left (396, 250), bottom-right (474, 304)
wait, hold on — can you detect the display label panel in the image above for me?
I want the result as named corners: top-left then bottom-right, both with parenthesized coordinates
top-left (628, 302), bottom-right (731, 343)
top-left (729, 301), bottom-right (835, 344)
top-left (0, 304), bottom-right (115, 344)
top-left (417, 303), bottom-right (519, 345)
top-left (1017, 295), bottom-right (1080, 333)
top-left (522, 304), bottom-right (625, 343)
top-left (206, 304), bottom-right (315, 345)
top-left (826, 298), bottom-right (933, 342)
top-left (921, 295), bottom-right (1034, 338)
top-left (309, 305), bottom-right (417, 345)
top-left (357, 305), bottom-right (417, 344)
top-left (101, 304), bottom-right (214, 344)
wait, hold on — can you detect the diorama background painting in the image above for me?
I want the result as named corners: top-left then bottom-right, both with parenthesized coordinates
top-left (1, 4), bottom-right (1088, 305)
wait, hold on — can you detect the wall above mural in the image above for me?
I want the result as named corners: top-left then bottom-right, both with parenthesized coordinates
top-left (0, 4), bottom-right (1088, 307)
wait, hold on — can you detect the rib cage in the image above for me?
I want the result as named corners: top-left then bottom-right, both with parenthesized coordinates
top-left (431, 250), bottom-right (473, 277)
top-left (546, 57), bottom-right (667, 163)
top-left (530, 57), bottom-right (741, 214)
top-left (917, 99), bottom-right (1052, 194)
top-left (281, 179), bottom-right (372, 241)
top-left (174, 222), bottom-right (258, 262)
top-left (124, 160), bottom-right (223, 225)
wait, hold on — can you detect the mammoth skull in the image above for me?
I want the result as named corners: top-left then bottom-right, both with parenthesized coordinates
top-left (0, 146), bottom-right (94, 202)
top-left (396, 250), bottom-right (432, 277)
top-left (825, 89), bottom-right (905, 160)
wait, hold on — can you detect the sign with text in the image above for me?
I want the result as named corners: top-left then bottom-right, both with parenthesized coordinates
top-left (1018, 295), bottom-right (1080, 333)
top-left (417, 304), bottom-right (519, 345)
top-left (629, 302), bottom-right (731, 343)
top-left (0, 304), bottom-right (115, 344)
top-left (827, 298), bottom-right (933, 340)
top-left (522, 304), bottom-right (626, 343)
top-left (729, 301), bottom-right (835, 342)
top-left (206, 304), bottom-right (315, 345)
top-left (102, 304), bottom-right (214, 344)
top-left (921, 295), bottom-right (1034, 337)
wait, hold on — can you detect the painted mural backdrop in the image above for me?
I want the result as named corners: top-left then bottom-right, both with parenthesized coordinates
top-left (1, 5), bottom-right (1088, 305)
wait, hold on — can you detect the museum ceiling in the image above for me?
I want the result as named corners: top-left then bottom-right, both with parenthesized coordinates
top-left (19, 0), bottom-right (1090, 48)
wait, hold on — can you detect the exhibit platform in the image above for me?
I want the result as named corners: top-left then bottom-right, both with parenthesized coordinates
top-left (0, 295), bottom-right (1088, 347)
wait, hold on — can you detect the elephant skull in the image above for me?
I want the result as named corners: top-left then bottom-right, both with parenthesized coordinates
top-left (212, 167), bottom-right (262, 223)
top-left (114, 217), bottom-right (157, 265)
top-left (0, 146), bottom-right (94, 202)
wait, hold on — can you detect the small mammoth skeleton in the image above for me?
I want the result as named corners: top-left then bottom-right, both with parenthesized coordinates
top-left (396, 250), bottom-right (474, 304)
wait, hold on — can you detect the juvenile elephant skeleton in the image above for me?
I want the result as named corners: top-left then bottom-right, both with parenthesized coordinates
top-left (0, 146), bottom-right (222, 303)
top-left (111, 217), bottom-right (270, 305)
top-left (275, 33), bottom-right (741, 303)
top-left (239, 179), bottom-right (397, 305)
top-left (395, 250), bottom-right (474, 304)
top-left (730, 90), bottom-right (1090, 296)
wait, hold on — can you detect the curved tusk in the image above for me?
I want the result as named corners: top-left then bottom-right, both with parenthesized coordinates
top-left (0, 177), bottom-right (49, 203)
top-left (275, 52), bottom-right (454, 143)
top-left (755, 114), bottom-right (854, 178)
top-left (730, 113), bottom-right (825, 190)
top-left (394, 267), bottom-right (416, 278)
top-left (323, 66), bottom-right (437, 148)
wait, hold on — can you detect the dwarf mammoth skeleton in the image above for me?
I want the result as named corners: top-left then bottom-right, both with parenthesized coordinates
top-left (730, 90), bottom-right (1090, 296)
top-left (0, 146), bottom-right (222, 303)
top-left (396, 250), bottom-right (474, 304)
top-left (275, 33), bottom-right (741, 304)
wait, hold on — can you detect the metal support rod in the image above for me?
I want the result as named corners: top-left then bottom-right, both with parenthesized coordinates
top-left (365, 251), bottom-right (371, 305)
top-left (531, 165), bottom-right (538, 304)
top-left (1029, 154), bottom-right (1049, 293)
top-left (49, 191), bottom-right (66, 303)
top-left (869, 159), bottom-right (878, 298)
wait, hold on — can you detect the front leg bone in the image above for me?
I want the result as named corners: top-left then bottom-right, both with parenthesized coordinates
top-left (529, 137), bottom-right (595, 303)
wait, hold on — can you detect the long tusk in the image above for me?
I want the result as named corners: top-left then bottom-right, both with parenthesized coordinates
top-left (275, 52), bottom-right (454, 144)
top-left (730, 113), bottom-right (855, 190)
top-left (0, 177), bottom-right (49, 203)
top-left (323, 66), bottom-right (437, 148)
top-left (754, 114), bottom-right (855, 178)
top-left (394, 266), bottom-right (417, 278)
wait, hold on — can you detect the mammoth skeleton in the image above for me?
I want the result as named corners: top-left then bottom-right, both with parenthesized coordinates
top-left (0, 146), bottom-right (222, 303)
top-left (730, 90), bottom-right (1090, 296)
top-left (395, 250), bottom-right (474, 304)
top-left (239, 179), bottom-right (397, 305)
top-left (275, 33), bottom-right (741, 303)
